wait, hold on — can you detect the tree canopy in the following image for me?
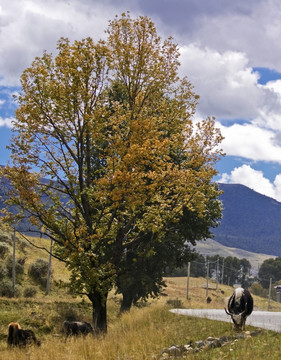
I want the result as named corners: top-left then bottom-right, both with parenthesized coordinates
top-left (259, 257), bottom-right (281, 288)
top-left (1, 13), bottom-right (223, 332)
top-left (211, 255), bottom-right (252, 287)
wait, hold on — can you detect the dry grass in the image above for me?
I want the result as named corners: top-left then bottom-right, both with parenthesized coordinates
top-left (1, 231), bottom-right (281, 359)
top-left (1, 276), bottom-right (281, 359)
top-left (162, 276), bottom-right (281, 312)
top-left (0, 303), bottom-right (234, 360)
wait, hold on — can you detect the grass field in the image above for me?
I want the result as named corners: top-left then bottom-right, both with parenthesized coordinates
top-left (1, 231), bottom-right (281, 359)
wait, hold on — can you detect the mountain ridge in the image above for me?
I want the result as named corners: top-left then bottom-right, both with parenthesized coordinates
top-left (213, 183), bottom-right (281, 256)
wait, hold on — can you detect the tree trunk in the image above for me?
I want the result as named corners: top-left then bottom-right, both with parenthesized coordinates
top-left (89, 291), bottom-right (108, 334)
top-left (120, 292), bottom-right (134, 313)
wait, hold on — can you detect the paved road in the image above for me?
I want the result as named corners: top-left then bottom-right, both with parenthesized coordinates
top-left (170, 309), bottom-right (281, 332)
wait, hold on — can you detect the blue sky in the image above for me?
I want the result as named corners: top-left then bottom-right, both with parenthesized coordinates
top-left (2, 0), bottom-right (281, 201)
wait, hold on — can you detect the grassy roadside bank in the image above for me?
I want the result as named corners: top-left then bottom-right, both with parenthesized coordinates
top-left (0, 276), bottom-right (281, 359)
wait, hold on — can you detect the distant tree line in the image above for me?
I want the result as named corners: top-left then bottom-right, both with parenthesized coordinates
top-left (166, 253), bottom-right (281, 303)
top-left (166, 253), bottom-right (252, 288)
top-left (258, 257), bottom-right (281, 288)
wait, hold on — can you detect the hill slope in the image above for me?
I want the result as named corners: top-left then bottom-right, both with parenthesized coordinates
top-left (194, 238), bottom-right (276, 274)
top-left (213, 183), bottom-right (281, 256)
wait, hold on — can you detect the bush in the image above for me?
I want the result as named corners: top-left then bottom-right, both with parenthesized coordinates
top-left (56, 304), bottom-right (80, 322)
top-left (165, 267), bottom-right (187, 277)
top-left (0, 279), bottom-right (21, 298)
top-left (28, 258), bottom-right (49, 286)
top-left (18, 241), bottom-right (27, 253)
top-left (0, 264), bottom-right (7, 278)
top-left (166, 298), bottom-right (183, 308)
top-left (250, 282), bottom-right (268, 298)
top-left (23, 286), bottom-right (37, 298)
top-left (0, 234), bottom-right (11, 244)
top-left (5, 256), bottom-right (25, 281)
top-left (0, 241), bottom-right (10, 259)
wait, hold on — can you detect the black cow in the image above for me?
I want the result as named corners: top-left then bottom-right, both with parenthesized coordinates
top-left (63, 321), bottom-right (93, 338)
top-left (7, 322), bottom-right (41, 347)
top-left (225, 287), bottom-right (254, 331)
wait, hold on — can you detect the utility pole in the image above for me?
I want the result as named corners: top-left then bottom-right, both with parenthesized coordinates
top-left (268, 278), bottom-right (272, 311)
top-left (186, 262), bottom-right (190, 299)
top-left (12, 229), bottom-right (16, 297)
top-left (206, 260), bottom-right (209, 298)
top-left (46, 238), bottom-right (53, 295)
top-left (216, 258), bottom-right (219, 290)
top-left (221, 258), bottom-right (225, 285)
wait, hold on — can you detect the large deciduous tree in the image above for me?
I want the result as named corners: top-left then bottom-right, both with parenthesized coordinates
top-left (116, 192), bottom-right (222, 313)
top-left (1, 13), bottom-right (223, 333)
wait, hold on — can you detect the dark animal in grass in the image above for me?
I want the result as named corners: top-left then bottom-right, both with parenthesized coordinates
top-left (7, 322), bottom-right (41, 347)
top-left (206, 296), bottom-right (212, 304)
top-left (63, 321), bottom-right (93, 338)
top-left (225, 287), bottom-right (254, 331)
top-left (7, 322), bottom-right (21, 346)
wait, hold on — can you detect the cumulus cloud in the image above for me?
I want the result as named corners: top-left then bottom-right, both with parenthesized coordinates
top-left (179, 45), bottom-right (262, 119)
top-left (0, 117), bottom-right (14, 128)
top-left (0, 0), bottom-right (124, 86)
top-left (253, 80), bottom-right (281, 132)
top-left (135, 0), bottom-right (262, 39)
top-left (219, 164), bottom-right (281, 202)
top-left (217, 123), bottom-right (281, 163)
top-left (174, 0), bottom-right (281, 71)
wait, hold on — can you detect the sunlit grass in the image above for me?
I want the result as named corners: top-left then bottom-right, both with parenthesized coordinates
top-left (0, 303), bottom-right (233, 360)
top-left (1, 232), bottom-right (281, 359)
top-left (1, 302), bottom-right (280, 360)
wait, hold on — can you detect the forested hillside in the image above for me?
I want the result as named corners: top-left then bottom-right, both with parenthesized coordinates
top-left (213, 183), bottom-right (281, 256)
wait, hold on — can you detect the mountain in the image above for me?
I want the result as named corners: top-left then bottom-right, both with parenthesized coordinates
top-left (213, 183), bottom-right (281, 257)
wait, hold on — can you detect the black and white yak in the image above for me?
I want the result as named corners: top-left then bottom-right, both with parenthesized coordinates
top-left (225, 287), bottom-right (254, 331)
top-left (63, 321), bottom-right (93, 338)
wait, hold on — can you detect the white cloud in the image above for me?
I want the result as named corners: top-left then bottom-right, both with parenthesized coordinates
top-left (219, 164), bottom-right (281, 202)
top-left (0, 117), bottom-right (14, 128)
top-left (252, 80), bottom-right (281, 133)
top-left (0, 0), bottom-right (122, 86)
top-left (217, 123), bottom-right (281, 163)
top-left (179, 45), bottom-right (262, 119)
top-left (180, 0), bottom-right (281, 71)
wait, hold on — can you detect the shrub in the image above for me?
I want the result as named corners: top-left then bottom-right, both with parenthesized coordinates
top-left (0, 241), bottom-right (10, 259)
top-left (18, 241), bottom-right (27, 253)
top-left (0, 234), bottom-right (11, 244)
top-left (5, 256), bottom-right (25, 281)
top-left (56, 304), bottom-right (80, 322)
top-left (17, 257), bottom-right (27, 266)
top-left (0, 264), bottom-right (7, 278)
top-left (23, 286), bottom-right (37, 298)
top-left (28, 258), bottom-right (49, 286)
top-left (0, 279), bottom-right (21, 298)
top-left (250, 282), bottom-right (268, 298)
top-left (166, 298), bottom-right (183, 308)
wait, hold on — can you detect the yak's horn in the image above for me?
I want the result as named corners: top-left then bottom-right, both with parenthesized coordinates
top-left (224, 307), bottom-right (231, 315)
